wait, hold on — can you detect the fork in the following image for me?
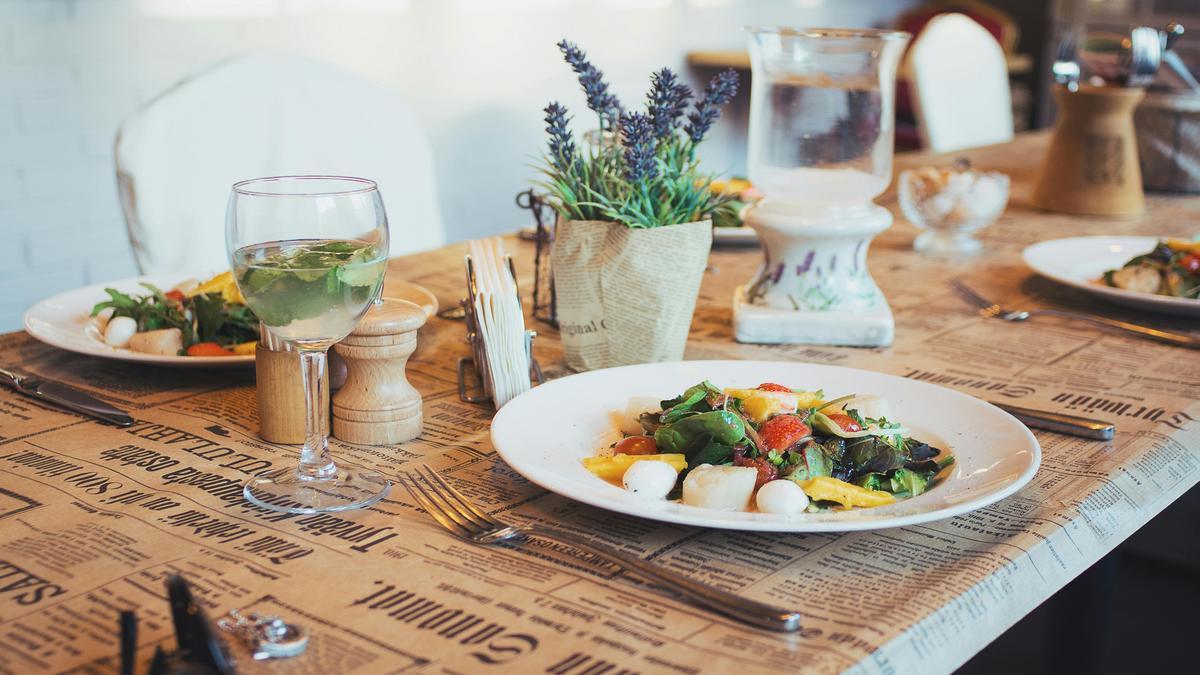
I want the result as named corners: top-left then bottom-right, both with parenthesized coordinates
top-left (950, 279), bottom-right (1200, 350)
top-left (400, 465), bottom-right (803, 632)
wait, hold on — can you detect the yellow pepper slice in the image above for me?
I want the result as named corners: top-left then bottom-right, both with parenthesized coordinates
top-left (796, 476), bottom-right (895, 509)
top-left (231, 341), bottom-right (258, 355)
top-left (723, 388), bottom-right (824, 423)
top-left (186, 271), bottom-right (246, 305)
top-left (582, 453), bottom-right (686, 481)
top-left (1166, 238), bottom-right (1200, 254)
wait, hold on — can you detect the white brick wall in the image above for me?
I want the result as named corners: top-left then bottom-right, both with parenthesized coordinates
top-left (0, 0), bottom-right (918, 333)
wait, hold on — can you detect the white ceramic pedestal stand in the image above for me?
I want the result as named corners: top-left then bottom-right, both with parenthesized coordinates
top-left (732, 200), bottom-right (895, 346)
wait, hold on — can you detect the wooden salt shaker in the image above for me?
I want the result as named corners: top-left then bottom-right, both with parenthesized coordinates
top-left (256, 327), bottom-right (314, 445)
top-left (332, 298), bottom-right (426, 444)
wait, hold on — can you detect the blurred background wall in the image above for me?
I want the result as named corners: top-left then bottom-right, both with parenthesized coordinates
top-left (0, 0), bottom-right (924, 332)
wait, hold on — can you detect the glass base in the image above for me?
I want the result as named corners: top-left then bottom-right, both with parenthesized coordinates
top-left (243, 466), bottom-right (390, 514)
top-left (914, 230), bottom-right (983, 257)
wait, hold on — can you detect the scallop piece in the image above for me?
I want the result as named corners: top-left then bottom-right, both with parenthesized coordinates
top-left (618, 396), bottom-right (662, 436)
top-left (1111, 265), bottom-right (1162, 294)
top-left (91, 307), bottom-right (114, 333)
top-left (129, 328), bottom-right (184, 356)
top-left (682, 464), bottom-right (757, 511)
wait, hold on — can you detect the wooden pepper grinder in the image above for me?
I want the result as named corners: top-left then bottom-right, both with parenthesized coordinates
top-left (1032, 84), bottom-right (1146, 216)
top-left (332, 297), bottom-right (426, 444)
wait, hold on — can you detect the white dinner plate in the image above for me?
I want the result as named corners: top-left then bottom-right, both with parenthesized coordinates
top-left (1023, 236), bottom-right (1200, 317)
top-left (24, 275), bottom-right (439, 368)
top-left (491, 360), bottom-right (1040, 532)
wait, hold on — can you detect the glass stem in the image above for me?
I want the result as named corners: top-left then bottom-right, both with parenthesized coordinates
top-left (297, 348), bottom-right (336, 480)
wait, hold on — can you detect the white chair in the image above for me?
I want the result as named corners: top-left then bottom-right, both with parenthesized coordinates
top-left (116, 50), bottom-right (445, 275)
top-left (908, 13), bottom-right (1014, 153)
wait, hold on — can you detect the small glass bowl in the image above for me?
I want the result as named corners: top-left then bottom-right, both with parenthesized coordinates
top-left (899, 165), bottom-right (1010, 256)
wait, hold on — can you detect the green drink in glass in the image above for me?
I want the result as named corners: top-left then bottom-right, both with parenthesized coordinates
top-left (227, 177), bottom-right (391, 514)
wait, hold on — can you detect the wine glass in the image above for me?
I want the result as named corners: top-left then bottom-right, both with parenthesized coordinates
top-left (227, 176), bottom-right (390, 514)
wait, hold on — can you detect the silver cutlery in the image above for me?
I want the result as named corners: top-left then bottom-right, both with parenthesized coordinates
top-left (988, 401), bottom-right (1115, 441)
top-left (950, 279), bottom-right (1200, 350)
top-left (0, 366), bottom-right (135, 426)
top-left (401, 465), bottom-right (803, 632)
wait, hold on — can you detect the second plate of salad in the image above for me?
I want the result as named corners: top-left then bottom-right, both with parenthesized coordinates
top-left (1023, 236), bottom-right (1200, 317)
top-left (491, 360), bottom-right (1040, 532)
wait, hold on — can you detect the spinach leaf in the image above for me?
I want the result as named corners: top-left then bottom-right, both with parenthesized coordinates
top-left (687, 436), bottom-right (735, 469)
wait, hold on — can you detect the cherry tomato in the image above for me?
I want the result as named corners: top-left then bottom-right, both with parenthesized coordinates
top-left (757, 382), bottom-right (793, 392)
top-left (614, 435), bottom-right (657, 456)
top-left (165, 290), bottom-right (186, 302)
top-left (824, 413), bottom-right (862, 433)
top-left (1181, 253), bottom-right (1200, 274)
top-left (759, 414), bottom-right (812, 451)
top-left (186, 342), bottom-right (235, 357)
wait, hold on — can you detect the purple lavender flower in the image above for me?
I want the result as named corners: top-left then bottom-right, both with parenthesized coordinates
top-left (620, 112), bottom-right (657, 183)
top-left (558, 40), bottom-right (622, 128)
top-left (685, 69), bottom-right (739, 143)
top-left (647, 68), bottom-right (693, 140)
top-left (543, 102), bottom-right (576, 173)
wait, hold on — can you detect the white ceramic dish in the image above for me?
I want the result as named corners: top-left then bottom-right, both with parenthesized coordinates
top-left (24, 275), bottom-right (439, 368)
top-left (491, 360), bottom-right (1040, 532)
top-left (1023, 236), bottom-right (1200, 317)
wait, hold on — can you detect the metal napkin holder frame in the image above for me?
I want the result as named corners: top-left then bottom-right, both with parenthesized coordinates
top-left (457, 254), bottom-right (543, 406)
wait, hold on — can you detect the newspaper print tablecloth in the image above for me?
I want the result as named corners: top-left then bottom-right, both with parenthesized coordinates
top-left (1, 133), bottom-right (1197, 674)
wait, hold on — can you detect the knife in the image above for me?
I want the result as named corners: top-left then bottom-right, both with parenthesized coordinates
top-left (0, 366), bottom-right (135, 427)
top-left (990, 401), bottom-right (1114, 441)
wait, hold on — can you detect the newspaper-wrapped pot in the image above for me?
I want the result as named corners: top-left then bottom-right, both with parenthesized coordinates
top-left (551, 219), bottom-right (711, 371)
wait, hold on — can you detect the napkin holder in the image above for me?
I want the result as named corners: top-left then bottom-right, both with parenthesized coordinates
top-left (457, 255), bottom-right (543, 407)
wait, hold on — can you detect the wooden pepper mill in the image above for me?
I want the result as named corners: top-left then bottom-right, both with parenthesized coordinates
top-left (1032, 84), bottom-right (1146, 216)
top-left (332, 297), bottom-right (426, 445)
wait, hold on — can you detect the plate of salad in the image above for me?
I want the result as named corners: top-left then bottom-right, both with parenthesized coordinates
top-left (1023, 236), bottom-right (1200, 317)
top-left (24, 273), bottom-right (439, 367)
top-left (491, 361), bottom-right (1040, 532)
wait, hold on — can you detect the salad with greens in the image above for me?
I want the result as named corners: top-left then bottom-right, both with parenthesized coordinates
top-left (1100, 238), bottom-right (1200, 299)
top-left (583, 381), bottom-right (954, 515)
top-left (89, 272), bottom-right (260, 358)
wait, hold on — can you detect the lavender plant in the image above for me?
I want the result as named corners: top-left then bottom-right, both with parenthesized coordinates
top-left (538, 40), bottom-right (739, 229)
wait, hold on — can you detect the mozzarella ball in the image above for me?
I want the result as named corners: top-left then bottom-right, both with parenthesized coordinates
top-left (622, 460), bottom-right (678, 500)
top-left (103, 316), bottom-right (138, 348)
top-left (755, 479), bottom-right (810, 515)
top-left (682, 464), bottom-right (757, 511)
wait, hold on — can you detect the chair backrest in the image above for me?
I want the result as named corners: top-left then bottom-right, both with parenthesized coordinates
top-left (116, 50), bottom-right (445, 276)
top-left (909, 13), bottom-right (1014, 154)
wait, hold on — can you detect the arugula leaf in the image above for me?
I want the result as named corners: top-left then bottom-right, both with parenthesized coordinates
top-left (845, 408), bottom-right (866, 427)
top-left (888, 469), bottom-right (928, 497)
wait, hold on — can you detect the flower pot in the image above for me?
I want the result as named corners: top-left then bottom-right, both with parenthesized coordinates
top-left (551, 219), bottom-right (712, 371)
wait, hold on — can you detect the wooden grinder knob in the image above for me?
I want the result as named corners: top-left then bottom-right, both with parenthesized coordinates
top-left (332, 298), bottom-right (426, 445)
